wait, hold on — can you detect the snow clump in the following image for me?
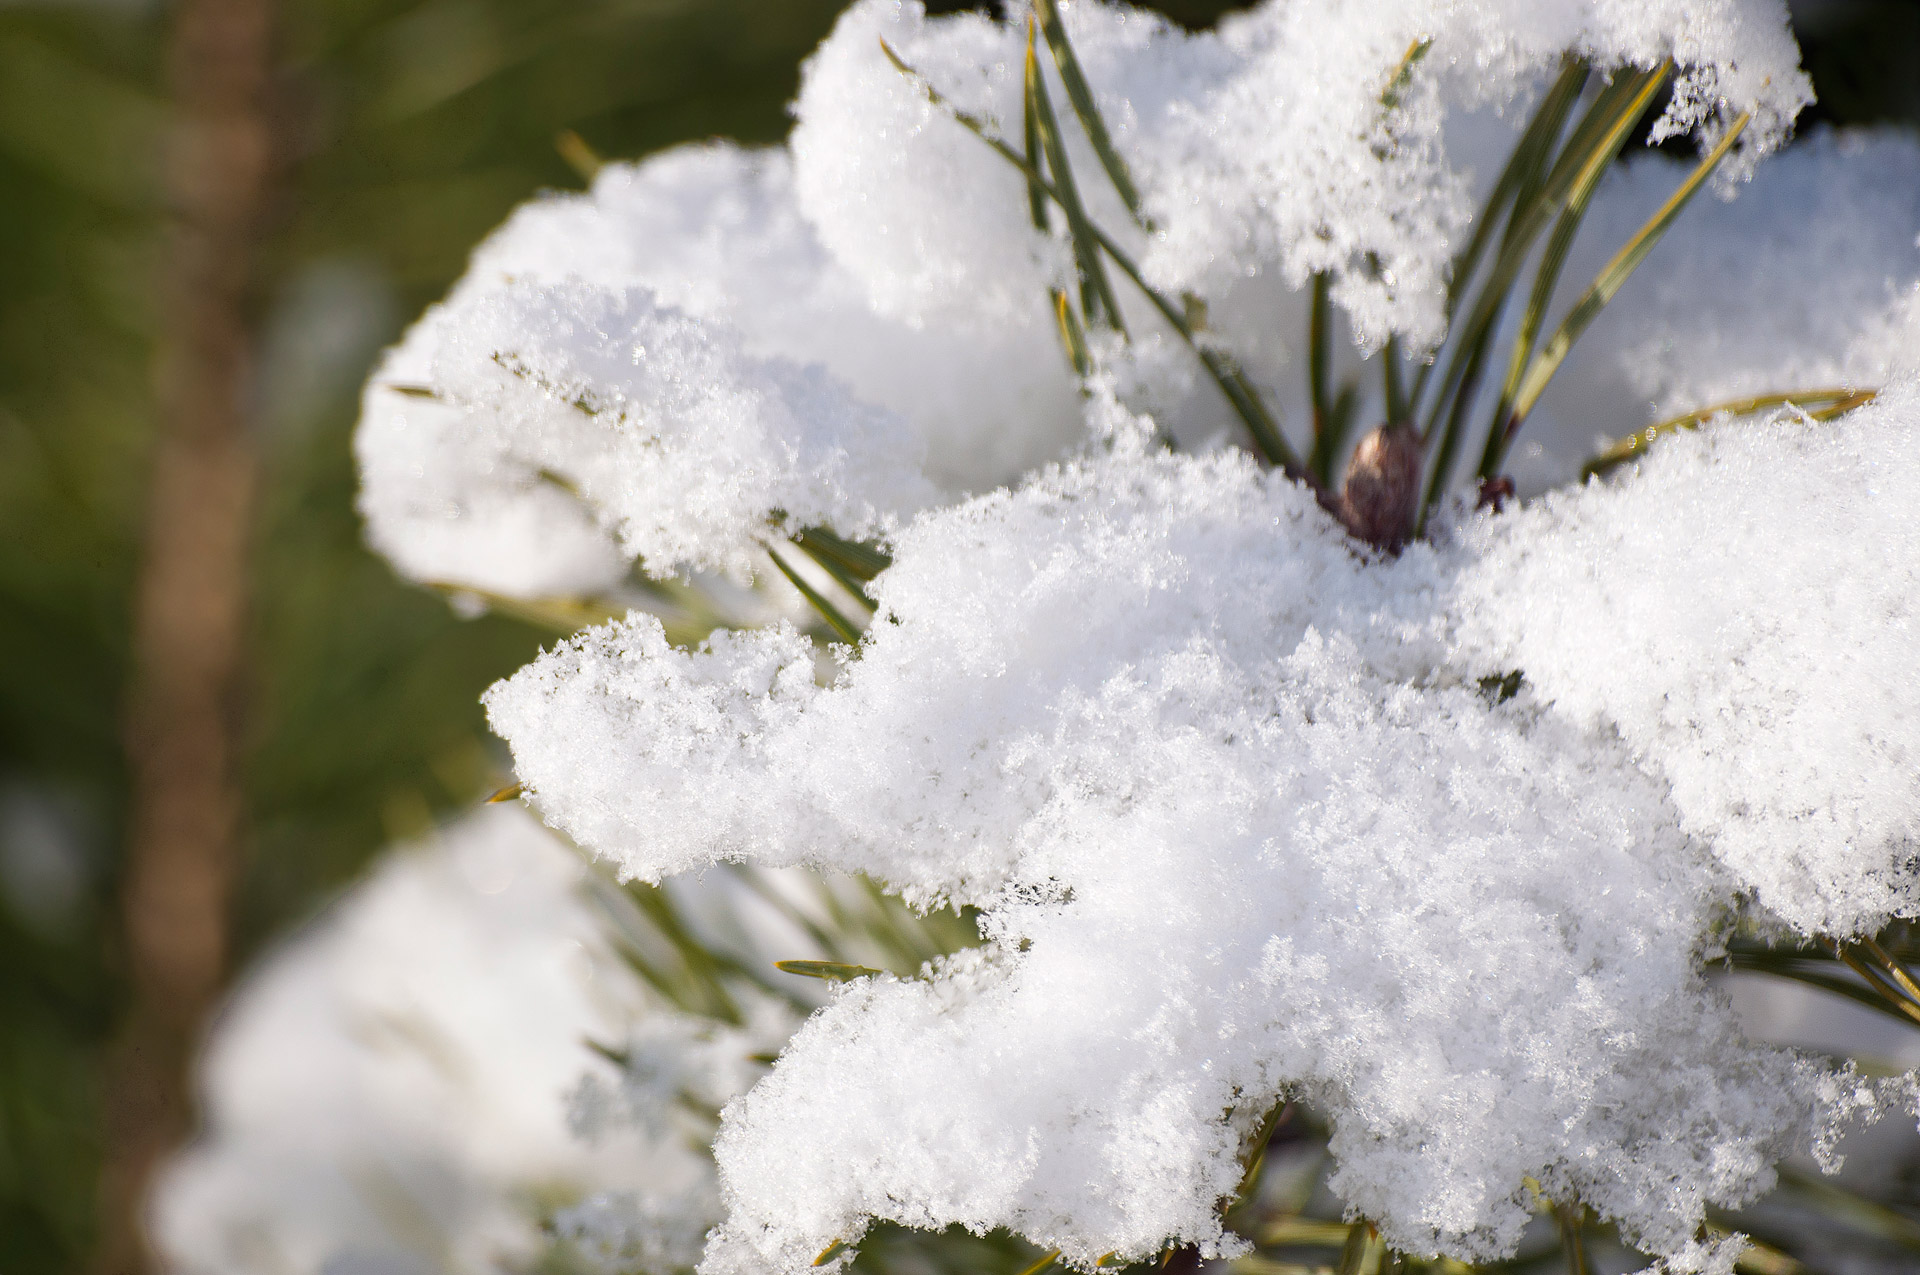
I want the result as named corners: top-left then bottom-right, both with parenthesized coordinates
top-left (1454, 378), bottom-right (1920, 938)
top-left (346, 0), bottom-right (1920, 1271)
top-left (356, 280), bottom-right (934, 591)
top-left (795, 0), bottom-right (1808, 352)
top-left (489, 391), bottom-right (1920, 1271)
top-left (152, 805), bottom-right (792, 1275)
top-left (356, 0), bottom-right (1814, 597)
top-left (1518, 127), bottom-right (1920, 484)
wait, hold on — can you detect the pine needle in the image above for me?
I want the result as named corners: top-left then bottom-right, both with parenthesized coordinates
top-left (1860, 936), bottom-right (1920, 1006)
top-left (1026, 20), bottom-right (1126, 334)
top-left (1409, 56), bottom-right (1589, 418)
top-left (1495, 110), bottom-right (1753, 462)
top-left (555, 128), bottom-right (603, 183)
top-left (879, 37), bottom-right (1299, 473)
top-left (1017, 1249), bottom-right (1063, 1275)
top-left (1581, 388), bottom-right (1875, 476)
top-left (1556, 1204), bottom-right (1590, 1275)
top-left (1379, 37), bottom-right (1432, 110)
top-left (424, 582), bottom-right (625, 636)
top-left (1462, 61), bottom-right (1670, 478)
top-left (1055, 289), bottom-right (1092, 377)
top-left (790, 534), bottom-right (878, 612)
top-left (792, 527), bottom-right (893, 581)
top-left (777, 959), bottom-right (885, 982)
top-left (1258, 1218), bottom-right (1354, 1248)
top-left (1336, 1222), bottom-right (1382, 1275)
top-left (1033, 0), bottom-right (1145, 223)
top-left (1776, 1166), bottom-right (1920, 1251)
top-left (1414, 60), bottom-right (1598, 515)
top-left (1728, 943), bottom-right (1920, 1029)
top-left (768, 542), bottom-right (863, 644)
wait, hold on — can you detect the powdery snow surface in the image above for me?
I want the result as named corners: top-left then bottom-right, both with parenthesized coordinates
top-left (798, 0), bottom-right (1806, 351)
top-left (355, 0), bottom-right (1816, 598)
top-left (468, 143), bottom-right (1087, 495)
top-left (353, 138), bottom-right (1080, 599)
top-left (1455, 380), bottom-right (1920, 939)
top-left (152, 806), bottom-right (791, 1275)
top-left (489, 389), bottom-right (1917, 1271)
top-left (357, 280), bottom-right (934, 590)
top-left (345, 0), bottom-right (1920, 1270)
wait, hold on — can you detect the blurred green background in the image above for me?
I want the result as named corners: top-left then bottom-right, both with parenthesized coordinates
top-left (0, 0), bottom-right (1913, 1268)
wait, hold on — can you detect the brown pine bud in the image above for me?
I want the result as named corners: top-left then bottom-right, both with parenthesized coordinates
top-left (1477, 475), bottom-right (1515, 513)
top-left (1338, 422), bottom-right (1422, 551)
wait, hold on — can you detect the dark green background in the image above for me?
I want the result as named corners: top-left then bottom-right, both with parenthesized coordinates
top-left (0, 0), bottom-right (1912, 1267)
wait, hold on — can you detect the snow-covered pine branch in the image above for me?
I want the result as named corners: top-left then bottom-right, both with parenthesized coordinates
top-left (333, 2), bottom-right (1920, 1273)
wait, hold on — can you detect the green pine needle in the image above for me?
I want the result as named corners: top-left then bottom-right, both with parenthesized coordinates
top-left (1034, 0), bottom-right (1145, 223)
top-left (1026, 20), bottom-right (1127, 334)
top-left (776, 959), bottom-right (886, 983)
top-left (880, 36), bottom-right (1299, 473)
top-left (1017, 1250), bottom-right (1063, 1275)
top-left (1379, 37), bottom-right (1433, 110)
top-left (768, 542), bottom-right (863, 644)
top-left (792, 527), bottom-right (892, 581)
top-left (1581, 387), bottom-right (1875, 475)
top-left (1495, 110), bottom-right (1753, 464)
top-left (1054, 288), bottom-right (1093, 377)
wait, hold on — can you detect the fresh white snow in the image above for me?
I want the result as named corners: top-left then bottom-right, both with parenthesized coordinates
top-left (333, 1), bottom-right (1920, 1271)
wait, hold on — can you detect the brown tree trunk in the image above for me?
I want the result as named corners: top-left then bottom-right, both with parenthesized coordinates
top-left (95, 0), bottom-right (275, 1269)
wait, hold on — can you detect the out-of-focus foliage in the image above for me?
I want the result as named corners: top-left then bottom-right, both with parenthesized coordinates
top-left (0, 13), bottom-right (160, 1267)
top-left (0, 0), bottom-right (1911, 1270)
top-left (0, 2), bottom-right (851, 1266)
top-left (1795, 0), bottom-right (1920, 131)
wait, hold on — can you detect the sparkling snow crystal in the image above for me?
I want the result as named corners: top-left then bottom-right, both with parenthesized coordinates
top-left (794, 0), bottom-right (1807, 351)
top-left (471, 143), bottom-right (1086, 494)
top-left (1455, 380), bottom-right (1920, 939)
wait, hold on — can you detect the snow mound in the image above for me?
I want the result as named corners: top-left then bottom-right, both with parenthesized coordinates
top-left (491, 404), bottom-right (1915, 1269)
top-left (357, 280), bottom-right (934, 588)
top-left (358, 0), bottom-right (1818, 597)
top-left (1456, 378), bottom-right (1920, 938)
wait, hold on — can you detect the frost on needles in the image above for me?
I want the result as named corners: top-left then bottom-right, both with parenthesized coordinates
top-left (348, 0), bottom-right (1920, 1272)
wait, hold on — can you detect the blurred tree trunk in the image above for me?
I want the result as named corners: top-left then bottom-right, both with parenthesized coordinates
top-left (96, 0), bottom-right (276, 1269)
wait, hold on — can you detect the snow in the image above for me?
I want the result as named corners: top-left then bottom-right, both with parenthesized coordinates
top-left (151, 805), bottom-right (791, 1275)
top-left (1517, 127), bottom-right (1920, 489)
top-left (478, 144), bottom-right (1087, 494)
top-left (357, 0), bottom-right (1818, 596)
top-left (344, 0), bottom-right (1920, 1271)
top-left (356, 280), bottom-right (934, 588)
top-left (796, 0), bottom-right (1808, 353)
top-left (489, 395), bottom-right (1915, 1270)
top-left (1454, 378), bottom-right (1920, 939)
